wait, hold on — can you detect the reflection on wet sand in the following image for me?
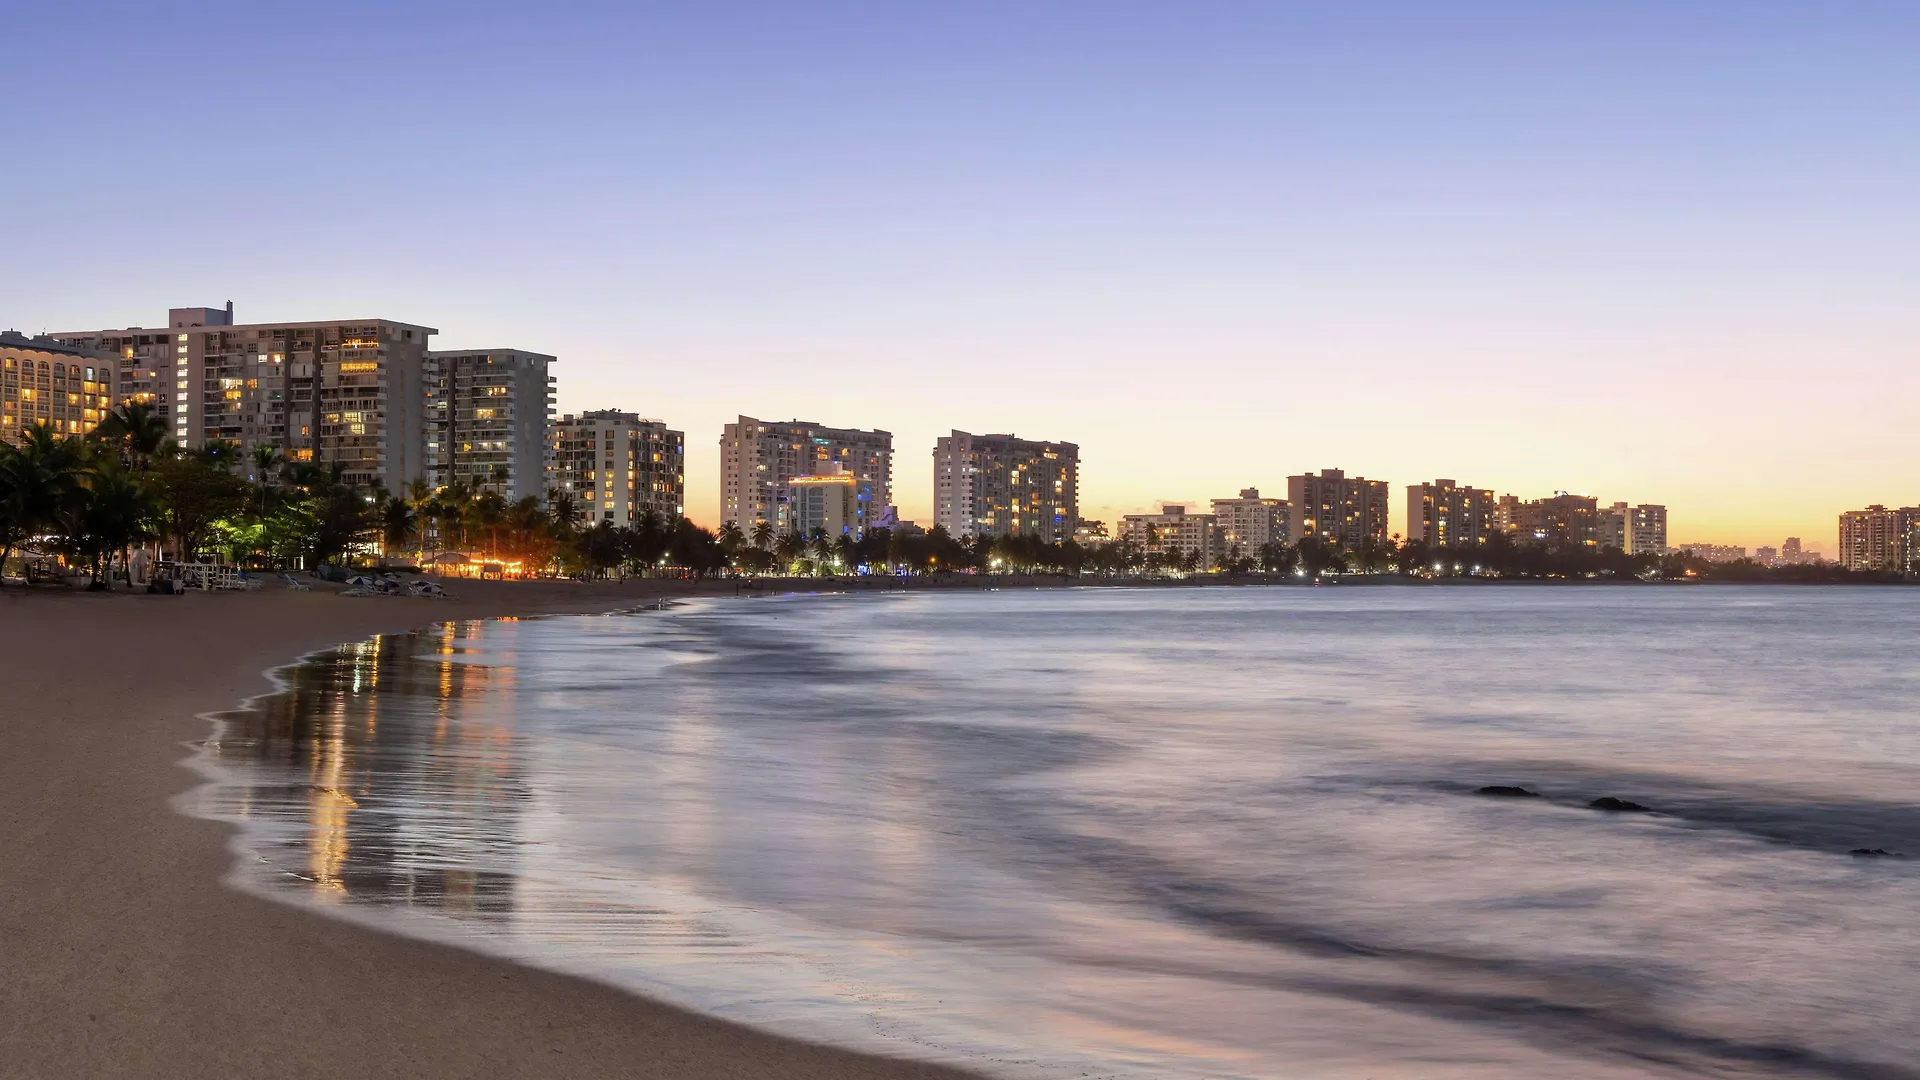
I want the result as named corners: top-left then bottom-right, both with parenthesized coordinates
top-left (210, 622), bottom-right (521, 915)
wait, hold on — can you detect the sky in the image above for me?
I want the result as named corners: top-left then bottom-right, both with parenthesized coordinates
top-left (4, 2), bottom-right (1917, 549)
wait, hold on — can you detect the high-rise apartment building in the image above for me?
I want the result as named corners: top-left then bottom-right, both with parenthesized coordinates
top-left (1838, 505), bottom-right (1909, 572)
top-left (55, 306), bottom-right (436, 492)
top-left (553, 411), bottom-right (686, 525)
top-left (1120, 505), bottom-right (1221, 566)
top-left (1209, 488), bottom-right (1288, 551)
top-left (1510, 492), bottom-right (1601, 547)
top-left (424, 349), bottom-right (555, 501)
top-left (720, 416), bottom-right (892, 534)
top-left (0, 331), bottom-right (116, 443)
top-left (1287, 469), bottom-right (1390, 550)
top-left (1597, 502), bottom-right (1630, 552)
top-left (1406, 480), bottom-right (1499, 548)
top-left (932, 430), bottom-right (1079, 542)
top-left (1628, 504), bottom-right (1668, 555)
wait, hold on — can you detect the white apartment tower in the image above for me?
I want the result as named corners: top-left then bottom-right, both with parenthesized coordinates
top-left (720, 416), bottom-right (892, 534)
top-left (553, 411), bottom-right (686, 525)
top-left (424, 349), bottom-right (555, 501)
top-left (54, 306), bottom-right (436, 492)
top-left (932, 430), bottom-right (1079, 542)
top-left (1210, 488), bottom-right (1288, 551)
top-left (1629, 504), bottom-right (1668, 555)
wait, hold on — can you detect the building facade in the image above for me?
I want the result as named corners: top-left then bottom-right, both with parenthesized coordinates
top-left (1838, 505), bottom-right (1905, 572)
top-left (0, 331), bottom-right (116, 443)
top-left (54, 306), bottom-right (436, 492)
top-left (720, 416), bottom-right (892, 534)
top-left (1406, 480), bottom-right (1499, 549)
top-left (553, 411), bottom-right (686, 525)
top-left (1628, 504), bottom-right (1668, 555)
top-left (1287, 469), bottom-right (1389, 550)
top-left (788, 467), bottom-right (863, 539)
top-left (425, 349), bottom-right (555, 501)
top-left (1209, 488), bottom-right (1287, 552)
top-left (932, 430), bottom-right (1079, 543)
top-left (1510, 492), bottom-right (1601, 547)
top-left (1120, 505), bottom-right (1221, 566)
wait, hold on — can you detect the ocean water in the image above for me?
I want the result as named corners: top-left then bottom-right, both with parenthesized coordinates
top-left (188, 587), bottom-right (1920, 1079)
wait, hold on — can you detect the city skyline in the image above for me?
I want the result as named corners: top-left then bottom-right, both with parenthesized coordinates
top-left (8, 4), bottom-right (1918, 548)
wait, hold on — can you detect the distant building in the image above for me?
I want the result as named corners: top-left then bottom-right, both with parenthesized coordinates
top-left (55, 306), bottom-right (436, 492)
top-left (1675, 543), bottom-right (1748, 563)
top-left (1597, 502), bottom-right (1630, 552)
top-left (788, 465), bottom-right (863, 539)
top-left (424, 348), bottom-right (555, 501)
top-left (0, 331), bottom-right (116, 443)
top-left (932, 430), bottom-right (1079, 543)
top-left (720, 416), bottom-right (891, 534)
top-left (1209, 488), bottom-right (1287, 551)
top-left (1628, 505), bottom-right (1668, 555)
top-left (1838, 506), bottom-right (1903, 572)
top-left (1287, 469), bottom-right (1389, 550)
top-left (1120, 505), bottom-right (1221, 566)
top-left (1406, 480), bottom-right (1499, 549)
top-left (1754, 545), bottom-right (1779, 565)
top-left (553, 411), bottom-right (686, 525)
top-left (1510, 492), bottom-right (1600, 547)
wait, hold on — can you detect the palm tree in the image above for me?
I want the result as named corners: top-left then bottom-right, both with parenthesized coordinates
top-left (750, 519), bottom-right (774, 552)
top-left (67, 460), bottom-right (157, 588)
top-left (380, 494), bottom-right (418, 564)
top-left (249, 444), bottom-right (281, 514)
top-left (92, 401), bottom-right (173, 471)
top-left (0, 424), bottom-right (87, 583)
top-left (773, 529), bottom-right (806, 571)
top-left (717, 521), bottom-right (745, 558)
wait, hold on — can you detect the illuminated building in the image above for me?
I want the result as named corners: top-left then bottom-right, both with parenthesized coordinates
top-left (54, 305), bottom-right (436, 491)
top-left (787, 465), bottom-right (862, 539)
top-left (424, 349), bottom-right (555, 501)
top-left (1838, 505), bottom-right (1906, 572)
top-left (1675, 543), bottom-right (1748, 563)
top-left (720, 415), bottom-right (892, 533)
top-left (1405, 480), bottom-right (1498, 549)
top-left (0, 331), bottom-right (115, 443)
top-left (553, 411), bottom-right (685, 524)
top-left (1628, 504), bottom-right (1668, 554)
top-left (1287, 469), bottom-right (1389, 550)
top-left (932, 430), bottom-right (1079, 542)
top-left (1120, 505), bottom-right (1221, 566)
top-left (1508, 492), bottom-right (1600, 547)
top-left (1210, 488), bottom-right (1288, 551)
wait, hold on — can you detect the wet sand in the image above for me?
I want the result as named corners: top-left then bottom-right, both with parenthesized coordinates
top-left (0, 580), bottom-right (977, 1079)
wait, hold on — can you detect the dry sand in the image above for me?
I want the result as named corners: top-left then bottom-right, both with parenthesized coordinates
top-left (0, 580), bottom-right (979, 1079)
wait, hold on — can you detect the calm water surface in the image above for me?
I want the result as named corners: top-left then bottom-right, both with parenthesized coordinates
top-left (189, 587), bottom-right (1920, 1079)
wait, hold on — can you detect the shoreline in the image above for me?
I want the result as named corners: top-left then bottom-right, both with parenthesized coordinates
top-left (0, 580), bottom-right (981, 1080)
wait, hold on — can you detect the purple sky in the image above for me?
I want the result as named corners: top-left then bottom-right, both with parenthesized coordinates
top-left (6, 2), bottom-right (1917, 546)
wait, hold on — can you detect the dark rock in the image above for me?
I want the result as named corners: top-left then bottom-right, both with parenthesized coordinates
top-left (1850, 848), bottom-right (1903, 858)
top-left (1475, 785), bottom-right (1542, 798)
top-left (1590, 797), bottom-right (1653, 813)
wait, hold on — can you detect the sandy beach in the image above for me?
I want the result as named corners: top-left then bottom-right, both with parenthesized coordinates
top-left (0, 580), bottom-right (977, 1080)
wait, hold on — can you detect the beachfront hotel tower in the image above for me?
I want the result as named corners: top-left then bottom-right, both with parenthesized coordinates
top-left (0, 331), bottom-right (116, 444)
top-left (932, 430), bottom-right (1079, 542)
top-left (553, 411), bottom-right (686, 524)
top-left (1405, 480), bottom-right (1500, 548)
top-left (1210, 488), bottom-right (1288, 550)
top-left (424, 349), bottom-right (556, 501)
top-left (1120, 504), bottom-right (1221, 565)
top-left (54, 306), bottom-right (437, 492)
top-left (720, 416), bottom-right (892, 534)
top-left (1287, 469), bottom-right (1390, 550)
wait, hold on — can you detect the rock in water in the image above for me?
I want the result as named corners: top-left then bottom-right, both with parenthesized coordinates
top-left (1476, 785), bottom-right (1542, 798)
top-left (1590, 797), bottom-right (1653, 813)
top-left (1850, 848), bottom-right (1903, 858)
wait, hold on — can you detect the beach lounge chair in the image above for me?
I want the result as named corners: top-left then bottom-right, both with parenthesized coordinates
top-left (277, 572), bottom-right (310, 591)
